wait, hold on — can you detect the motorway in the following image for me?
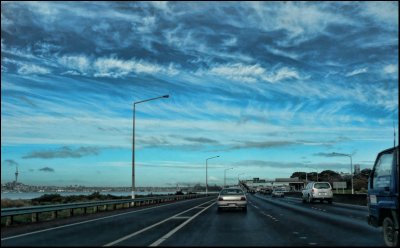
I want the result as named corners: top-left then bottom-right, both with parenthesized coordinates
top-left (1, 193), bottom-right (384, 246)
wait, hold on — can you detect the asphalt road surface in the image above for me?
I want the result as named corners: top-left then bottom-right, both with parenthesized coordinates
top-left (1, 193), bottom-right (384, 246)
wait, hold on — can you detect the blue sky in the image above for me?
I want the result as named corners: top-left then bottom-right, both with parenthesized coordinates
top-left (1, 1), bottom-right (398, 187)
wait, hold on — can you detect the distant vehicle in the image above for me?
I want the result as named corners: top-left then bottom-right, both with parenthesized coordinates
top-left (217, 187), bottom-right (247, 212)
top-left (248, 188), bottom-right (256, 194)
top-left (367, 146), bottom-right (398, 247)
top-left (259, 187), bottom-right (272, 195)
top-left (302, 182), bottom-right (333, 204)
top-left (271, 188), bottom-right (285, 197)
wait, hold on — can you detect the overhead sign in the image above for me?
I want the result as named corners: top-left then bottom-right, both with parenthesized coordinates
top-left (333, 181), bottom-right (347, 189)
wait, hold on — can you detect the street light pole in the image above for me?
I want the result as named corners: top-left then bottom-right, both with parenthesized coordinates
top-left (132, 95), bottom-right (169, 199)
top-left (332, 152), bottom-right (354, 195)
top-left (206, 155), bottom-right (219, 196)
top-left (224, 167), bottom-right (233, 187)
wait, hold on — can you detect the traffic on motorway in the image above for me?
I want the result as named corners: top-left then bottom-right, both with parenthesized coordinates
top-left (1, 188), bottom-right (386, 247)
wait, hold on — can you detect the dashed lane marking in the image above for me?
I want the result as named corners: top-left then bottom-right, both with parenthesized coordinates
top-left (149, 202), bottom-right (216, 246)
top-left (2, 197), bottom-right (212, 242)
top-left (103, 199), bottom-right (215, 246)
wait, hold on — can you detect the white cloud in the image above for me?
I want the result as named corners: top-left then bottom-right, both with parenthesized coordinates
top-left (249, 2), bottom-right (355, 46)
top-left (204, 63), bottom-right (305, 84)
top-left (93, 57), bottom-right (135, 78)
top-left (345, 68), bottom-right (368, 77)
top-left (383, 64), bottom-right (398, 74)
top-left (263, 67), bottom-right (302, 83)
top-left (61, 70), bottom-right (81, 76)
top-left (361, 2), bottom-right (398, 29)
top-left (52, 56), bottom-right (180, 78)
top-left (17, 64), bottom-right (51, 75)
top-left (223, 37), bottom-right (237, 47)
top-left (58, 55), bottom-right (91, 74)
top-left (210, 63), bottom-right (265, 83)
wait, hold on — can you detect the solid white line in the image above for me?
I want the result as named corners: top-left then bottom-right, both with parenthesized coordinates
top-left (149, 202), bottom-right (216, 247)
top-left (1, 197), bottom-right (209, 241)
top-left (103, 199), bottom-right (215, 246)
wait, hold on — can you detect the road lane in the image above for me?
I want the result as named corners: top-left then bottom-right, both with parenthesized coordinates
top-left (161, 193), bottom-right (384, 246)
top-left (1, 196), bottom-right (216, 246)
top-left (1, 193), bottom-right (385, 246)
top-left (161, 199), bottom-right (294, 246)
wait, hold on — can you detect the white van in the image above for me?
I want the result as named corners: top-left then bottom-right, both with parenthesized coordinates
top-left (302, 182), bottom-right (333, 204)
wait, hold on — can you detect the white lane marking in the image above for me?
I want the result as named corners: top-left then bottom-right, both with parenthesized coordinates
top-left (308, 242), bottom-right (318, 245)
top-left (103, 200), bottom-right (215, 246)
top-left (253, 206), bottom-right (259, 209)
top-left (1, 197), bottom-right (212, 241)
top-left (299, 236), bottom-right (307, 239)
top-left (292, 232), bottom-right (299, 235)
top-left (149, 202), bottom-right (216, 247)
top-left (171, 216), bottom-right (191, 219)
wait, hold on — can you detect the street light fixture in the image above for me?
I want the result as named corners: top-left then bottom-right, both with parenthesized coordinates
top-left (224, 167), bottom-right (233, 187)
top-left (206, 155), bottom-right (220, 196)
top-left (132, 94), bottom-right (169, 199)
top-left (332, 152), bottom-right (353, 194)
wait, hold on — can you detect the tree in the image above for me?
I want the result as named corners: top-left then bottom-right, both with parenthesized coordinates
top-left (319, 170), bottom-right (342, 183)
top-left (290, 172), bottom-right (307, 180)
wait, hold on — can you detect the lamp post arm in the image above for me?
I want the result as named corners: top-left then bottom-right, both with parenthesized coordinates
top-left (134, 95), bottom-right (169, 105)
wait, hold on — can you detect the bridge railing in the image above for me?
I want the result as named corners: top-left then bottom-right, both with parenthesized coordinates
top-left (1, 193), bottom-right (217, 226)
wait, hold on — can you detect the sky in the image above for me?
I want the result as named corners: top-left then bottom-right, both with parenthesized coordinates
top-left (1, 1), bottom-right (398, 187)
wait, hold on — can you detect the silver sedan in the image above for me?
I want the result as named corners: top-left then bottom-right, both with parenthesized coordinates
top-left (217, 187), bottom-right (247, 212)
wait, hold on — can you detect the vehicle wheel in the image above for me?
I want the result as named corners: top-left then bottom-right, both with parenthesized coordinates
top-left (319, 199), bottom-right (323, 203)
top-left (243, 206), bottom-right (247, 212)
top-left (308, 195), bottom-right (313, 203)
top-left (217, 207), bottom-right (222, 212)
top-left (327, 199), bottom-right (332, 204)
top-left (383, 217), bottom-right (398, 247)
top-left (302, 196), bottom-right (306, 203)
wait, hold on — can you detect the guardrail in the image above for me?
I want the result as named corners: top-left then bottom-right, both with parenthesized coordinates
top-left (1, 193), bottom-right (217, 226)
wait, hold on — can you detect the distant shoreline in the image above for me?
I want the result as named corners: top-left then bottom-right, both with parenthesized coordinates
top-left (1, 191), bottom-right (184, 200)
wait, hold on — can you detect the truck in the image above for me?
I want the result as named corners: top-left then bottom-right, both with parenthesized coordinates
top-left (367, 146), bottom-right (398, 247)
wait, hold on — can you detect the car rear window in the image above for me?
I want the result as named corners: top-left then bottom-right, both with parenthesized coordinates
top-left (314, 183), bottom-right (331, 189)
top-left (221, 189), bottom-right (243, 195)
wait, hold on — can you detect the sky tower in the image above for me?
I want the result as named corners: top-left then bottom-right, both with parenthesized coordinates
top-left (14, 165), bottom-right (19, 189)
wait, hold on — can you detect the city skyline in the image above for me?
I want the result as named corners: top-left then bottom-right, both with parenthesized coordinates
top-left (1, 2), bottom-right (398, 187)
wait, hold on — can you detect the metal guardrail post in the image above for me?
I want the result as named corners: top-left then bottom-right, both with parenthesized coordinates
top-left (6, 216), bottom-right (13, 226)
top-left (32, 212), bottom-right (38, 222)
top-left (51, 211), bottom-right (57, 220)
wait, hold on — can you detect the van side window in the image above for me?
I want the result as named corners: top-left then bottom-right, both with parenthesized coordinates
top-left (372, 152), bottom-right (393, 189)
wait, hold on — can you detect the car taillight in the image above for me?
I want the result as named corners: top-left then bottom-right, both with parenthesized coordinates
top-left (240, 196), bottom-right (246, 201)
top-left (218, 197), bottom-right (224, 201)
top-left (312, 188), bottom-right (314, 193)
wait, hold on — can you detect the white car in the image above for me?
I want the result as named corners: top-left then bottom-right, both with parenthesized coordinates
top-left (217, 187), bottom-right (247, 212)
top-left (271, 188), bottom-right (285, 197)
top-left (302, 182), bottom-right (333, 204)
